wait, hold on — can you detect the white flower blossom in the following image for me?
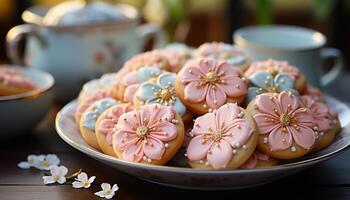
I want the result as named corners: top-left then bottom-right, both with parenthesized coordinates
top-left (35, 154), bottom-right (60, 170)
top-left (72, 172), bottom-right (96, 189)
top-left (95, 183), bottom-right (119, 199)
top-left (17, 154), bottom-right (45, 169)
top-left (42, 166), bottom-right (68, 185)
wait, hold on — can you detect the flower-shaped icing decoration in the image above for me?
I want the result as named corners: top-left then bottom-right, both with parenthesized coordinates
top-left (136, 72), bottom-right (186, 116)
top-left (178, 58), bottom-right (247, 109)
top-left (123, 51), bottom-right (169, 71)
top-left (82, 98), bottom-right (118, 131)
top-left (245, 59), bottom-right (300, 80)
top-left (186, 103), bottom-right (254, 169)
top-left (253, 92), bottom-right (315, 151)
top-left (113, 104), bottom-right (178, 163)
top-left (304, 84), bottom-right (323, 102)
top-left (240, 150), bottom-right (270, 169)
top-left (97, 104), bottom-right (134, 145)
top-left (195, 42), bottom-right (247, 65)
top-left (301, 95), bottom-right (331, 138)
top-left (121, 66), bottom-right (162, 103)
top-left (246, 71), bottom-right (299, 102)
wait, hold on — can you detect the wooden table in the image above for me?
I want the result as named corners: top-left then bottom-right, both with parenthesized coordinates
top-left (1, 105), bottom-right (350, 200)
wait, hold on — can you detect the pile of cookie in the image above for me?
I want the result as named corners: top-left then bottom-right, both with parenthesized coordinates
top-left (75, 42), bottom-right (341, 170)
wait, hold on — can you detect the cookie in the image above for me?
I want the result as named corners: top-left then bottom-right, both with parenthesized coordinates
top-left (176, 58), bottom-right (248, 115)
top-left (134, 72), bottom-right (193, 123)
top-left (116, 66), bottom-right (162, 103)
top-left (75, 89), bottom-right (114, 124)
top-left (156, 44), bottom-right (194, 72)
top-left (112, 104), bottom-right (185, 165)
top-left (240, 150), bottom-right (278, 169)
top-left (96, 103), bottom-right (134, 156)
top-left (0, 67), bottom-right (37, 96)
top-left (79, 98), bottom-right (119, 150)
top-left (244, 59), bottom-right (306, 93)
top-left (246, 92), bottom-right (316, 159)
top-left (186, 103), bottom-right (257, 170)
top-left (303, 84), bottom-right (324, 102)
top-left (194, 42), bottom-right (250, 72)
top-left (301, 95), bottom-right (336, 152)
top-left (123, 51), bottom-right (171, 72)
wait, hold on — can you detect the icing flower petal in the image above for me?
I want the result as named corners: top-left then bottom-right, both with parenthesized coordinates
top-left (246, 87), bottom-right (262, 103)
top-left (178, 66), bottom-right (203, 83)
top-left (249, 71), bottom-right (274, 88)
top-left (97, 119), bottom-right (115, 136)
top-left (289, 126), bottom-right (315, 149)
top-left (218, 62), bottom-right (241, 77)
top-left (184, 83), bottom-right (208, 103)
top-left (144, 137), bottom-right (165, 160)
top-left (275, 73), bottom-right (294, 91)
top-left (294, 108), bottom-right (314, 127)
top-left (217, 77), bottom-right (247, 97)
top-left (256, 93), bottom-right (281, 117)
top-left (122, 143), bottom-right (144, 162)
top-left (117, 111), bottom-right (138, 130)
top-left (172, 98), bottom-right (186, 116)
top-left (268, 127), bottom-right (293, 151)
top-left (123, 71), bottom-right (139, 86)
top-left (124, 84), bottom-right (139, 102)
top-left (137, 66), bottom-right (162, 82)
top-left (158, 72), bottom-right (176, 87)
top-left (148, 105), bottom-right (174, 124)
top-left (215, 103), bottom-right (240, 129)
top-left (223, 119), bottom-right (253, 147)
top-left (253, 113), bottom-right (279, 134)
top-left (205, 86), bottom-right (226, 109)
top-left (278, 91), bottom-right (298, 114)
top-left (316, 117), bottom-right (331, 132)
top-left (186, 136), bottom-right (213, 161)
top-left (113, 131), bottom-right (137, 149)
top-left (207, 139), bottom-right (232, 169)
top-left (192, 112), bottom-right (216, 135)
top-left (135, 82), bottom-right (161, 102)
top-left (150, 121), bottom-right (177, 141)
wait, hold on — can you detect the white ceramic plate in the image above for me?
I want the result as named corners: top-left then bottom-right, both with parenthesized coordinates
top-left (55, 96), bottom-right (350, 190)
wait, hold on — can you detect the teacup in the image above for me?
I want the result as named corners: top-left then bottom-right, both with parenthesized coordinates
top-left (6, 3), bottom-right (165, 102)
top-left (234, 25), bottom-right (344, 87)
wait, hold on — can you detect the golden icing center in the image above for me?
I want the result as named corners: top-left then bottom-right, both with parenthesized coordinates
top-left (136, 126), bottom-right (148, 137)
top-left (280, 114), bottom-right (291, 126)
top-left (205, 72), bottom-right (218, 83)
top-left (159, 88), bottom-right (173, 100)
top-left (267, 67), bottom-right (278, 77)
top-left (266, 86), bottom-right (280, 93)
top-left (212, 130), bottom-right (223, 141)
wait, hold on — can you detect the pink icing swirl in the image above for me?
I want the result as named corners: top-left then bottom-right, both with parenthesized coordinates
top-left (113, 104), bottom-right (178, 162)
top-left (97, 104), bottom-right (134, 145)
top-left (245, 59), bottom-right (300, 80)
top-left (178, 58), bottom-right (247, 109)
top-left (240, 150), bottom-right (270, 169)
top-left (301, 95), bottom-right (331, 133)
top-left (75, 89), bottom-right (114, 123)
top-left (186, 103), bottom-right (254, 169)
top-left (253, 92), bottom-right (316, 151)
top-left (0, 67), bottom-right (36, 89)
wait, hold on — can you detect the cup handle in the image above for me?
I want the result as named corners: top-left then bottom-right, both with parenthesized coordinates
top-left (6, 24), bottom-right (46, 65)
top-left (320, 48), bottom-right (344, 87)
top-left (136, 23), bottom-right (166, 50)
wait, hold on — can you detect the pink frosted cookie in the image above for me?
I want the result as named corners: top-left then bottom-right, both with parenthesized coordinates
top-left (175, 58), bottom-right (248, 115)
top-left (95, 103), bottom-right (134, 156)
top-left (75, 89), bottom-right (114, 124)
top-left (0, 67), bottom-right (37, 96)
top-left (301, 95), bottom-right (337, 152)
top-left (246, 92), bottom-right (316, 159)
top-left (194, 42), bottom-right (250, 72)
top-left (244, 59), bottom-right (306, 93)
top-left (186, 103), bottom-right (257, 170)
top-left (116, 66), bottom-right (162, 103)
top-left (123, 51), bottom-right (171, 72)
top-left (240, 150), bottom-right (278, 169)
top-left (303, 84), bottom-right (323, 102)
top-left (112, 104), bottom-right (185, 165)
top-left (153, 47), bottom-right (192, 72)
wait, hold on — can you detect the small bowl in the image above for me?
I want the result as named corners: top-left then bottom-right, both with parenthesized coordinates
top-left (0, 66), bottom-right (54, 138)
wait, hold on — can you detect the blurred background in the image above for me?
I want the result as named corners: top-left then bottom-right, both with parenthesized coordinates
top-left (0, 0), bottom-right (349, 67)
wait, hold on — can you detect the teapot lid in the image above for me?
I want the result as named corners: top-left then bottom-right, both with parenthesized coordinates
top-left (43, 0), bottom-right (127, 25)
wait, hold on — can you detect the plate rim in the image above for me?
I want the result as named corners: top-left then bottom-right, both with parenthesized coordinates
top-left (55, 96), bottom-right (350, 174)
